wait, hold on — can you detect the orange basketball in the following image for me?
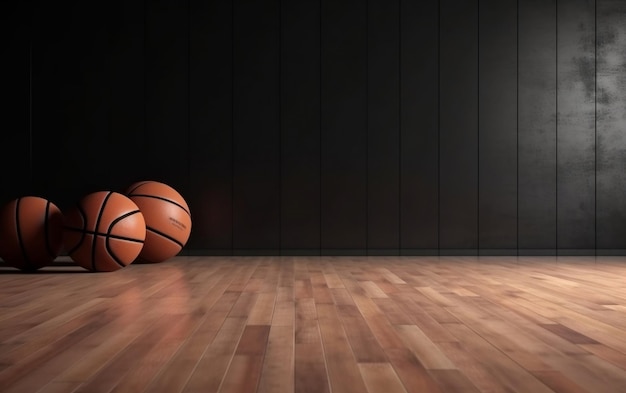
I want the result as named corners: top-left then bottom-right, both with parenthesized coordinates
top-left (125, 180), bottom-right (191, 263)
top-left (63, 191), bottom-right (146, 272)
top-left (0, 196), bottom-right (63, 271)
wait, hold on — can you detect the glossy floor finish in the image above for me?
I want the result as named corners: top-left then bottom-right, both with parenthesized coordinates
top-left (1, 256), bottom-right (626, 393)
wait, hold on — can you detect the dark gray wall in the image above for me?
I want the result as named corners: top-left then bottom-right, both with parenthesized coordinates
top-left (2, 0), bottom-right (625, 256)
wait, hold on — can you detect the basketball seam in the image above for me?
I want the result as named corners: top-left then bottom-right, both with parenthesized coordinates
top-left (44, 200), bottom-right (55, 259)
top-left (128, 194), bottom-right (191, 216)
top-left (105, 236), bottom-right (129, 268)
top-left (105, 209), bottom-right (145, 268)
top-left (146, 226), bottom-right (184, 248)
top-left (15, 198), bottom-right (33, 269)
top-left (91, 192), bottom-right (113, 272)
top-left (64, 227), bottom-right (145, 243)
top-left (126, 181), bottom-right (151, 195)
top-left (65, 203), bottom-right (88, 256)
top-left (107, 209), bottom-right (144, 235)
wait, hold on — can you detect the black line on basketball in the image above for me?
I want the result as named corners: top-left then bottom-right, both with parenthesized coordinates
top-left (65, 203), bottom-right (88, 256)
top-left (44, 200), bottom-right (54, 258)
top-left (15, 198), bottom-right (32, 269)
top-left (63, 227), bottom-right (145, 243)
top-left (105, 236), bottom-right (133, 268)
top-left (91, 192), bottom-right (113, 272)
top-left (107, 210), bottom-right (143, 235)
top-left (126, 181), bottom-right (150, 195)
top-left (127, 194), bottom-right (191, 216)
top-left (146, 226), bottom-right (184, 248)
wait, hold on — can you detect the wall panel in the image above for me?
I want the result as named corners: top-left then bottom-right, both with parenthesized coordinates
top-left (597, 0), bottom-right (626, 251)
top-left (478, 0), bottom-right (518, 252)
top-left (281, 0), bottom-right (321, 253)
top-left (187, 0), bottom-right (234, 252)
top-left (399, 0), bottom-right (439, 252)
top-left (320, 0), bottom-right (367, 253)
top-left (557, 0), bottom-right (596, 252)
top-left (367, 0), bottom-right (400, 252)
top-left (232, 0), bottom-right (281, 251)
top-left (518, 0), bottom-right (557, 252)
top-left (439, 0), bottom-right (479, 251)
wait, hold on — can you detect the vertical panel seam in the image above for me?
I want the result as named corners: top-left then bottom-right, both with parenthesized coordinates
top-left (366, 0), bottom-right (369, 254)
top-left (319, 0), bottom-right (322, 254)
top-left (516, 0), bottom-right (519, 256)
top-left (437, 0), bottom-right (441, 255)
top-left (29, 18), bottom-right (33, 191)
top-left (594, 0), bottom-right (597, 254)
top-left (186, 0), bottom-right (190, 255)
top-left (555, 0), bottom-right (558, 253)
top-left (278, 0), bottom-right (282, 254)
top-left (231, 0), bottom-right (235, 254)
top-left (398, 0), bottom-right (402, 253)
top-left (143, 0), bottom-right (147, 181)
top-left (477, 0), bottom-right (480, 253)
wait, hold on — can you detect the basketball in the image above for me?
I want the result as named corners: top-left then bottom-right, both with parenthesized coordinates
top-left (63, 191), bottom-right (146, 272)
top-left (125, 180), bottom-right (191, 263)
top-left (0, 196), bottom-right (63, 271)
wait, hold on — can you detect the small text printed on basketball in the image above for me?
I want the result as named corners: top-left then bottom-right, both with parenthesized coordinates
top-left (169, 217), bottom-right (187, 230)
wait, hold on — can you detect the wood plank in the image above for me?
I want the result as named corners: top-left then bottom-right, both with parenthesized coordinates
top-left (1, 312), bottom-right (117, 392)
top-left (142, 292), bottom-right (238, 393)
top-left (394, 325), bottom-right (455, 370)
top-left (272, 300), bottom-right (295, 327)
top-left (428, 370), bottom-right (482, 393)
top-left (374, 298), bottom-right (414, 325)
top-left (324, 273), bottom-right (345, 288)
top-left (539, 323), bottom-right (600, 345)
top-left (317, 303), bottom-right (368, 393)
top-left (532, 370), bottom-right (589, 393)
top-left (360, 281), bottom-right (389, 299)
top-left (384, 348), bottom-right (445, 393)
top-left (437, 341), bottom-right (512, 393)
top-left (331, 288), bottom-right (355, 306)
top-left (228, 292), bottom-right (258, 318)
top-left (336, 305), bottom-right (387, 363)
top-left (257, 325), bottom-right (294, 393)
top-left (444, 303), bottom-right (554, 372)
top-left (247, 293), bottom-right (276, 326)
top-left (182, 317), bottom-right (248, 393)
top-left (295, 324), bottom-right (329, 393)
top-left (235, 325), bottom-right (270, 356)
top-left (36, 382), bottom-right (78, 393)
top-left (580, 344), bottom-right (626, 370)
top-left (359, 363), bottom-right (407, 393)
top-left (71, 315), bottom-right (187, 393)
top-left (443, 323), bottom-right (556, 393)
top-left (217, 325), bottom-right (271, 393)
top-left (218, 354), bottom-right (264, 393)
top-left (107, 316), bottom-right (199, 393)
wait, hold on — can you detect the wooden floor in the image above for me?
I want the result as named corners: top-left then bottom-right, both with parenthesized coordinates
top-left (1, 256), bottom-right (626, 393)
